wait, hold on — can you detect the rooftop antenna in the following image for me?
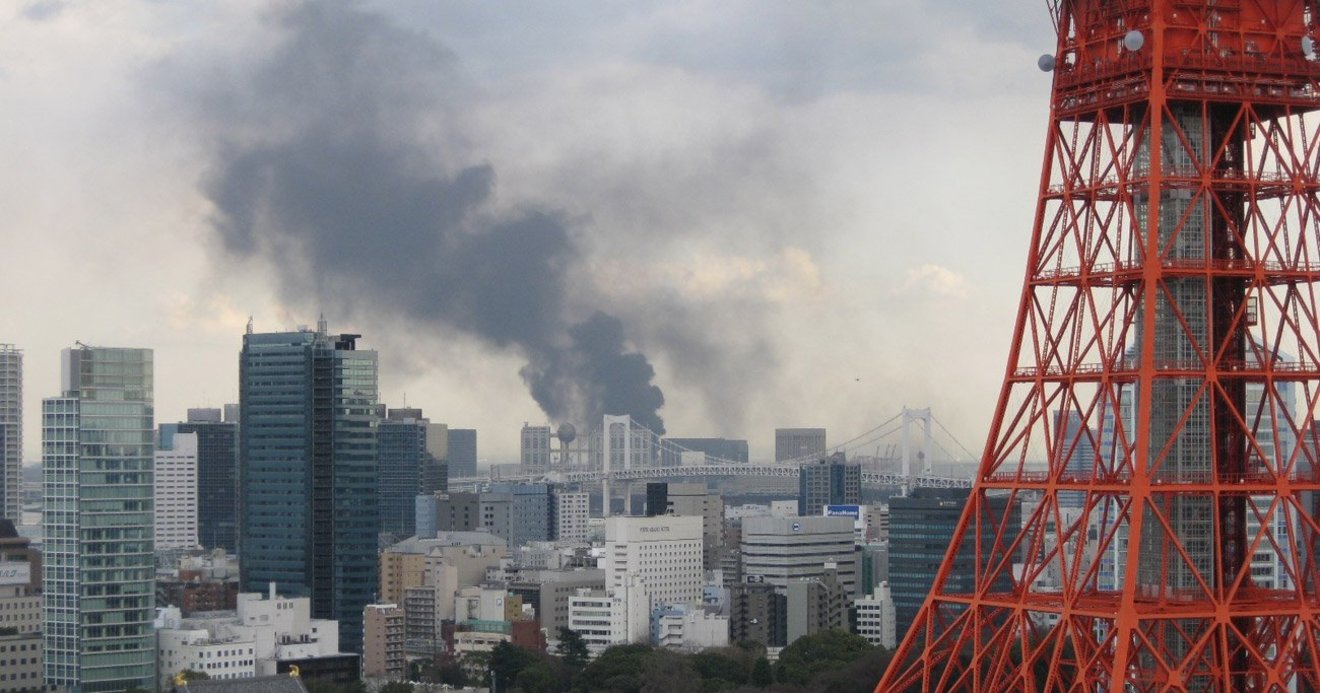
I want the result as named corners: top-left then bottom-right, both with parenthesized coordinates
top-left (246, 316), bottom-right (253, 335)
top-left (317, 313), bottom-right (328, 335)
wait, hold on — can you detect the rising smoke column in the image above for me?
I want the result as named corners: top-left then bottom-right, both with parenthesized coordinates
top-left (196, 1), bottom-right (665, 432)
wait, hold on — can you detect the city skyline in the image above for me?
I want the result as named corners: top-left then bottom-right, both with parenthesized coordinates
top-left (1, 3), bottom-right (1050, 462)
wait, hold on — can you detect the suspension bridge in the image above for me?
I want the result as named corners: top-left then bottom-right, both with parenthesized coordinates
top-left (448, 407), bottom-right (978, 496)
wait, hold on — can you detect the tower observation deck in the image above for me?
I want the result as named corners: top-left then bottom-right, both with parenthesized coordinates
top-left (877, 1), bottom-right (1320, 690)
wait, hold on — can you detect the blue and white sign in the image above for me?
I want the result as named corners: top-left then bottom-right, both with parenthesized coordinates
top-left (824, 504), bottom-right (862, 520)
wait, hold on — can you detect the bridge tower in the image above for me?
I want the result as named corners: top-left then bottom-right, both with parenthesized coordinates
top-left (878, 2), bottom-right (1320, 690)
top-left (900, 407), bottom-right (934, 479)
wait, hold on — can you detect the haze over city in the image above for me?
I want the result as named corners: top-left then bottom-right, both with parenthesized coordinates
top-left (1, 2), bottom-right (1051, 462)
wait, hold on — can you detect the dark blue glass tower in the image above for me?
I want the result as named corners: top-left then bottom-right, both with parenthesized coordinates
top-left (888, 490), bottom-right (1018, 641)
top-left (173, 417), bottom-right (239, 552)
top-left (378, 408), bottom-right (446, 541)
top-left (447, 428), bottom-right (477, 478)
top-left (239, 322), bottom-right (379, 652)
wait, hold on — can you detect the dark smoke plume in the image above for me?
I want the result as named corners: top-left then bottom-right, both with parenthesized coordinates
top-left (194, 2), bottom-right (665, 432)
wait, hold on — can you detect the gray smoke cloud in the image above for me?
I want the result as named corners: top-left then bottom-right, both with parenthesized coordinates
top-left (192, 1), bottom-right (666, 432)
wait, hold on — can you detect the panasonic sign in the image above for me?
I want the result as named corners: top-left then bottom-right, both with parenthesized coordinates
top-left (824, 505), bottom-right (862, 520)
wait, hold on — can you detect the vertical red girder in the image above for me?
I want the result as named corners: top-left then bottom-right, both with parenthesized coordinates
top-left (877, 1), bottom-right (1320, 691)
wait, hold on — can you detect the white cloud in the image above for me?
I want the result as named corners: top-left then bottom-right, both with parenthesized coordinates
top-left (894, 264), bottom-right (971, 300)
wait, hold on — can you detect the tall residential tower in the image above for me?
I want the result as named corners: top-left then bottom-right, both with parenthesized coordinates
top-left (0, 345), bottom-right (19, 522)
top-left (43, 345), bottom-right (156, 692)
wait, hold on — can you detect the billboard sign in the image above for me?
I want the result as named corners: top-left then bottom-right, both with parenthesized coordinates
top-left (0, 562), bottom-right (30, 586)
top-left (824, 504), bottom-right (862, 520)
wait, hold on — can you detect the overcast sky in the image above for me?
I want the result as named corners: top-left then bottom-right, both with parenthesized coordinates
top-left (1, 1), bottom-right (1055, 463)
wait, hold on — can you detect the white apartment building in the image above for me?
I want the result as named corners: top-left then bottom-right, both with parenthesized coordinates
top-left (155, 432), bottom-right (199, 550)
top-left (567, 578), bottom-right (650, 656)
top-left (554, 491), bottom-right (590, 543)
top-left (652, 606), bottom-right (729, 651)
top-left (855, 582), bottom-right (897, 649)
top-left (603, 515), bottom-right (703, 609)
top-left (156, 586), bottom-right (344, 686)
top-left (157, 623), bottom-right (256, 682)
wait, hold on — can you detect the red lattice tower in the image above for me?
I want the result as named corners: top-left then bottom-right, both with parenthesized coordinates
top-left (877, 1), bottom-right (1320, 690)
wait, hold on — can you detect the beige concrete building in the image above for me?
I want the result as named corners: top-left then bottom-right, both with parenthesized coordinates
top-left (379, 532), bottom-right (506, 602)
top-left (378, 532), bottom-right (506, 655)
top-left (362, 604), bottom-right (404, 681)
top-left (0, 519), bottom-right (41, 693)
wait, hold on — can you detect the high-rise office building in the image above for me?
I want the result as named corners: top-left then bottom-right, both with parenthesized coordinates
top-left (774, 428), bottom-right (826, 462)
top-left (429, 491), bottom-right (480, 534)
top-left (604, 515), bottom-right (703, 609)
top-left (239, 322), bottom-right (379, 653)
top-left (785, 568), bottom-right (849, 644)
top-left (521, 424), bottom-right (551, 469)
top-left (740, 515), bottom-right (858, 594)
top-left (797, 452), bottom-right (860, 516)
top-left (665, 437), bottom-right (749, 463)
top-left (43, 345), bottom-right (156, 691)
top-left (186, 407), bottom-right (222, 423)
top-left (379, 407), bottom-right (447, 541)
top-left (488, 483), bottom-right (553, 547)
top-left (447, 429), bottom-right (477, 478)
top-left (154, 432), bottom-right (199, 551)
top-left (728, 581), bottom-right (787, 647)
top-left (1053, 410), bottom-right (1095, 514)
top-left (645, 482), bottom-right (724, 570)
top-left (174, 409), bottom-right (239, 553)
top-left (552, 490), bottom-right (590, 543)
top-left (0, 345), bottom-right (19, 522)
top-left (888, 490), bottom-right (1018, 640)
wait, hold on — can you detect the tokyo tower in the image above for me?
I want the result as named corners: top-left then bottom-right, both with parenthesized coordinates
top-left (876, 1), bottom-right (1320, 690)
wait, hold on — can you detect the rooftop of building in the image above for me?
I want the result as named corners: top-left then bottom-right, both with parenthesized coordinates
top-left (175, 674), bottom-right (307, 693)
top-left (0, 519), bottom-right (26, 544)
top-left (386, 531), bottom-right (507, 553)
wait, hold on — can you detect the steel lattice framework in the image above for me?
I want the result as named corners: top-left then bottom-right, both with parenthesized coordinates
top-left (877, 1), bottom-right (1320, 690)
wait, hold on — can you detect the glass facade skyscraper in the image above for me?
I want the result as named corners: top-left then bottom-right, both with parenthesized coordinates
top-left (889, 490), bottom-right (1018, 640)
top-left (175, 419), bottom-right (238, 553)
top-left (0, 344), bottom-right (19, 523)
top-left (797, 452), bottom-right (860, 516)
top-left (239, 323), bottom-right (378, 653)
top-left (43, 346), bottom-right (156, 692)
top-left (447, 428), bottom-right (477, 478)
top-left (378, 408), bottom-right (446, 541)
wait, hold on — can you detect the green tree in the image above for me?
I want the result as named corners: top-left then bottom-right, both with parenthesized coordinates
top-left (378, 682), bottom-right (414, 693)
top-left (751, 657), bottom-right (773, 687)
top-left (639, 649), bottom-right (701, 693)
top-left (574, 643), bottom-right (654, 693)
top-left (177, 669), bottom-right (211, 682)
top-left (556, 626), bottom-right (591, 668)
top-left (691, 649), bottom-right (749, 688)
top-left (489, 641), bottom-right (539, 693)
top-left (434, 653), bottom-right (469, 688)
top-left (515, 661), bottom-right (571, 693)
top-left (774, 630), bottom-right (874, 685)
